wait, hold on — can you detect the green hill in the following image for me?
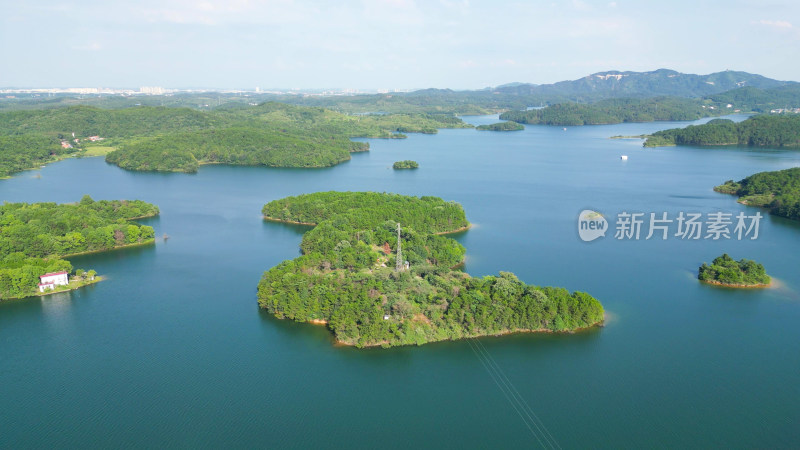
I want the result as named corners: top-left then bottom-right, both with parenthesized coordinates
top-left (714, 167), bottom-right (800, 221)
top-left (258, 192), bottom-right (603, 347)
top-left (645, 114), bottom-right (800, 147)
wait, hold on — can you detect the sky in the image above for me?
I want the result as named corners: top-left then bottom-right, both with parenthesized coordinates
top-left (1, 0), bottom-right (799, 90)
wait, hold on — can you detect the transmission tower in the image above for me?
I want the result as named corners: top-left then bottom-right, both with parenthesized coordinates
top-left (395, 223), bottom-right (403, 271)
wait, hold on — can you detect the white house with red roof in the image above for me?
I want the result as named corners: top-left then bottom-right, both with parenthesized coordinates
top-left (38, 271), bottom-right (69, 292)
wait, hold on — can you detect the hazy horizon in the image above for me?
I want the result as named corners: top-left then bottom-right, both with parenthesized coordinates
top-left (2, 1), bottom-right (799, 90)
top-left (3, 67), bottom-right (797, 93)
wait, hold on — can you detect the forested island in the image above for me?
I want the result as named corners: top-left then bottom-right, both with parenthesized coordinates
top-left (476, 121), bottom-right (524, 131)
top-left (698, 254), bottom-right (771, 287)
top-left (257, 192), bottom-right (604, 348)
top-left (499, 97), bottom-right (715, 126)
top-left (392, 160), bottom-right (419, 169)
top-left (644, 114), bottom-right (800, 147)
top-left (0, 196), bottom-right (158, 299)
top-left (0, 102), bottom-right (471, 176)
top-left (714, 167), bottom-right (800, 220)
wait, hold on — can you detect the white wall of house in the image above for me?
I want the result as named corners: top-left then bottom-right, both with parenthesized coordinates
top-left (40, 272), bottom-right (69, 287)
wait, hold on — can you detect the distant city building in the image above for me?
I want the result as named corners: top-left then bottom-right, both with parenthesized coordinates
top-left (139, 86), bottom-right (164, 95)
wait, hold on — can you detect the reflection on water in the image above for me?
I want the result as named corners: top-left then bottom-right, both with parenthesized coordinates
top-left (39, 291), bottom-right (75, 334)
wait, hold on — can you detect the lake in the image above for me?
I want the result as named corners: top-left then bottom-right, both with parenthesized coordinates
top-left (1, 115), bottom-right (798, 448)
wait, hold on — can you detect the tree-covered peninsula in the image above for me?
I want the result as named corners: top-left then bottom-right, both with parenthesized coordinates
top-left (0, 196), bottom-right (158, 299)
top-left (0, 135), bottom-right (72, 178)
top-left (257, 192), bottom-right (604, 348)
top-left (644, 114), bottom-right (800, 147)
top-left (476, 121), bottom-right (524, 131)
top-left (698, 254), bottom-right (771, 287)
top-left (714, 167), bottom-right (800, 221)
top-left (500, 97), bottom-right (714, 126)
top-left (392, 160), bottom-right (418, 169)
top-left (106, 127), bottom-right (367, 173)
top-left (0, 102), bottom-right (472, 176)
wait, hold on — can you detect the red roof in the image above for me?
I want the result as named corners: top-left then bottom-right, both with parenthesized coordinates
top-left (40, 271), bottom-right (68, 278)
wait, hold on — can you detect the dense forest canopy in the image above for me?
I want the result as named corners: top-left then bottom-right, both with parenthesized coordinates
top-left (0, 135), bottom-right (71, 177)
top-left (698, 254), bottom-right (770, 286)
top-left (0, 102), bottom-right (471, 175)
top-left (392, 160), bottom-right (419, 169)
top-left (500, 97), bottom-right (715, 126)
top-left (645, 114), bottom-right (800, 147)
top-left (705, 84), bottom-right (800, 113)
top-left (476, 121), bottom-right (524, 131)
top-left (714, 167), bottom-right (800, 221)
top-left (258, 192), bottom-right (603, 347)
top-left (0, 105), bottom-right (220, 138)
top-left (0, 196), bottom-right (158, 299)
top-left (106, 127), bottom-right (366, 173)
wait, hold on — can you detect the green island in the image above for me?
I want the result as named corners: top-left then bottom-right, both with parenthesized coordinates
top-left (714, 167), bottom-right (800, 220)
top-left (257, 192), bottom-right (604, 348)
top-left (475, 121), bottom-right (524, 131)
top-left (500, 97), bottom-right (715, 126)
top-left (392, 160), bottom-right (419, 169)
top-left (698, 254), bottom-right (771, 288)
top-left (0, 196), bottom-right (158, 300)
top-left (0, 102), bottom-right (472, 176)
top-left (644, 114), bottom-right (800, 147)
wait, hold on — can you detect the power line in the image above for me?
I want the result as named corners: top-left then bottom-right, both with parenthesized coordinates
top-left (472, 338), bottom-right (561, 449)
top-left (466, 338), bottom-right (548, 448)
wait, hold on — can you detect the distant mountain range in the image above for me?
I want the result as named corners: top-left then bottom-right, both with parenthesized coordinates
top-left (489, 69), bottom-right (793, 100)
top-left (361, 69), bottom-right (798, 113)
top-left (1, 69), bottom-right (796, 115)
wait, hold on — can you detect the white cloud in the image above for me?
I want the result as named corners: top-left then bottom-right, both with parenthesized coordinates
top-left (756, 19), bottom-right (793, 29)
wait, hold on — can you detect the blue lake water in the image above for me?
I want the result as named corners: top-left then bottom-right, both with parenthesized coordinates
top-left (1, 115), bottom-right (799, 448)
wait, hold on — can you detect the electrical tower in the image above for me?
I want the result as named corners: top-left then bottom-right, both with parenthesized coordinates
top-left (395, 223), bottom-right (403, 271)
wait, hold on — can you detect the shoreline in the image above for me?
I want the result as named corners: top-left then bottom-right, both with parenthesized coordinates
top-left (435, 224), bottom-right (472, 235)
top-left (295, 317), bottom-right (604, 348)
top-left (36, 276), bottom-right (105, 297)
top-left (335, 322), bottom-right (604, 348)
top-left (263, 216), bottom-right (317, 226)
top-left (5, 148), bottom-right (115, 179)
top-left (699, 279), bottom-right (772, 289)
top-left (1, 276), bottom-right (105, 301)
top-left (125, 212), bottom-right (160, 221)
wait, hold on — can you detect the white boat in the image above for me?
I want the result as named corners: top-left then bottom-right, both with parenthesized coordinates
top-left (620, 155), bottom-right (628, 160)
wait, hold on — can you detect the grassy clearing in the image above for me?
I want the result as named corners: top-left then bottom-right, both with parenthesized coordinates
top-left (81, 145), bottom-right (116, 157)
